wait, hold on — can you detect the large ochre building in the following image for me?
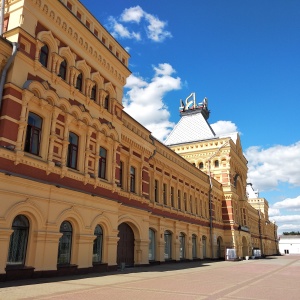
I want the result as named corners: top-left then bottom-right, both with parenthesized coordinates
top-left (0, 0), bottom-right (278, 280)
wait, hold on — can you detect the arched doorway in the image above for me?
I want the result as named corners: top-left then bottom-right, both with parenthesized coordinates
top-left (179, 232), bottom-right (185, 259)
top-left (217, 237), bottom-right (224, 258)
top-left (242, 236), bottom-right (248, 257)
top-left (117, 223), bottom-right (134, 267)
top-left (202, 235), bottom-right (207, 258)
top-left (192, 234), bottom-right (197, 259)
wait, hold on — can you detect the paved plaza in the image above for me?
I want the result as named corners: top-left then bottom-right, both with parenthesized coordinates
top-left (0, 255), bottom-right (299, 300)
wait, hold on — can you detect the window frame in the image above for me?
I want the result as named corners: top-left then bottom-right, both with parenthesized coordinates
top-left (67, 132), bottom-right (79, 169)
top-left (76, 72), bottom-right (83, 91)
top-left (7, 215), bottom-right (29, 266)
top-left (39, 44), bottom-right (49, 68)
top-left (59, 59), bottom-right (67, 80)
top-left (24, 112), bottom-right (43, 156)
top-left (130, 166), bottom-right (136, 193)
top-left (93, 225), bottom-right (103, 263)
top-left (98, 147), bottom-right (107, 179)
top-left (149, 228), bottom-right (155, 261)
top-left (57, 221), bottom-right (73, 265)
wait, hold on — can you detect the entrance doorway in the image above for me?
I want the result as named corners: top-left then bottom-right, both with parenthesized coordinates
top-left (242, 236), bottom-right (248, 257)
top-left (117, 223), bottom-right (134, 267)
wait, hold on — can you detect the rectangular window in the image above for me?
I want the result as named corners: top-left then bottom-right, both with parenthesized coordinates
top-left (98, 147), bottom-right (107, 179)
top-left (67, 1), bottom-right (72, 10)
top-left (94, 29), bottom-right (98, 36)
top-left (86, 21), bottom-right (90, 29)
top-left (163, 183), bottom-right (167, 205)
top-left (154, 179), bottom-right (159, 202)
top-left (77, 11), bottom-right (81, 19)
top-left (178, 190), bottom-right (181, 210)
top-left (24, 112), bottom-right (42, 155)
top-left (119, 161), bottom-right (123, 188)
top-left (130, 166), bottom-right (136, 193)
top-left (67, 132), bottom-right (79, 169)
top-left (170, 187), bottom-right (174, 207)
top-left (3, 17), bottom-right (9, 32)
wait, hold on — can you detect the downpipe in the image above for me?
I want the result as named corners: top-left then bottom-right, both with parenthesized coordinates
top-left (0, 0), bottom-right (4, 36)
top-left (0, 42), bottom-right (18, 110)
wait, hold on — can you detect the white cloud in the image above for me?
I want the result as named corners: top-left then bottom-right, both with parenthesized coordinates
top-left (273, 196), bottom-right (300, 210)
top-left (269, 208), bottom-right (281, 216)
top-left (108, 16), bottom-right (141, 40)
top-left (211, 120), bottom-right (238, 136)
top-left (144, 13), bottom-right (172, 42)
top-left (245, 142), bottom-right (300, 192)
top-left (123, 63), bottom-right (181, 141)
top-left (270, 215), bottom-right (300, 222)
top-left (270, 215), bottom-right (300, 234)
top-left (107, 6), bottom-right (172, 42)
top-left (121, 6), bottom-right (144, 23)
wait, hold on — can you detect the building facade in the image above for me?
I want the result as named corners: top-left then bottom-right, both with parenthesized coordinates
top-left (278, 235), bottom-right (300, 255)
top-left (0, 0), bottom-right (277, 281)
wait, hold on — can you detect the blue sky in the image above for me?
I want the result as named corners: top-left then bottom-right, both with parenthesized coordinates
top-left (80, 0), bottom-right (300, 234)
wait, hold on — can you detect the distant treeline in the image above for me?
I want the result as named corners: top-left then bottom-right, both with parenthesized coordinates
top-left (283, 231), bottom-right (300, 235)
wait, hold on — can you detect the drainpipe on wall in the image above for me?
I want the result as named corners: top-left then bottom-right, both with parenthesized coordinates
top-left (0, 0), bottom-right (5, 36)
top-left (0, 42), bottom-right (18, 110)
top-left (208, 160), bottom-right (214, 259)
top-left (206, 140), bottom-right (230, 259)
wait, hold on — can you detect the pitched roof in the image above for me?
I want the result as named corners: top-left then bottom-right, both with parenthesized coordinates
top-left (164, 110), bottom-right (216, 146)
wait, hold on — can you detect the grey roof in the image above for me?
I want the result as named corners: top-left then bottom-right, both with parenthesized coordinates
top-left (164, 111), bottom-right (216, 146)
top-left (279, 235), bottom-right (300, 239)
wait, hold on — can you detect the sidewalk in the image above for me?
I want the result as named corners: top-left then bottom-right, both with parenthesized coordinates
top-left (0, 255), bottom-right (299, 300)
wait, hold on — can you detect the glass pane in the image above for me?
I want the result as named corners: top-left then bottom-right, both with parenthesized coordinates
top-left (100, 147), bottom-right (107, 158)
top-left (28, 113), bottom-right (42, 128)
top-left (58, 221), bottom-right (72, 264)
top-left (7, 215), bottom-right (29, 264)
top-left (164, 231), bottom-right (171, 259)
top-left (93, 225), bottom-right (103, 263)
top-left (149, 229), bottom-right (155, 260)
top-left (69, 132), bottom-right (78, 145)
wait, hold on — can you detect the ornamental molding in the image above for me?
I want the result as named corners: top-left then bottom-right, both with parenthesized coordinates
top-left (30, 0), bottom-right (126, 85)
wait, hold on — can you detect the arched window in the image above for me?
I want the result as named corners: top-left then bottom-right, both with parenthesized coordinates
top-left (164, 230), bottom-right (172, 260)
top-left (76, 72), bottom-right (83, 91)
top-left (214, 160), bottom-right (219, 168)
top-left (59, 59), bottom-right (67, 80)
top-left (7, 215), bottom-right (29, 265)
top-left (39, 44), bottom-right (49, 67)
top-left (91, 84), bottom-right (97, 101)
top-left (57, 221), bottom-right (72, 265)
top-left (98, 147), bottom-right (107, 179)
top-left (130, 166), bottom-right (136, 193)
top-left (104, 94), bottom-right (109, 110)
top-left (192, 234), bottom-right (197, 258)
top-left (67, 132), bottom-right (79, 169)
top-left (93, 225), bottom-right (103, 263)
top-left (179, 232), bottom-right (185, 259)
top-left (199, 162), bottom-right (204, 169)
top-left (149, 228), bottom-right (155, 261)
top-left (24, 112), bottom-right (43, 155)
